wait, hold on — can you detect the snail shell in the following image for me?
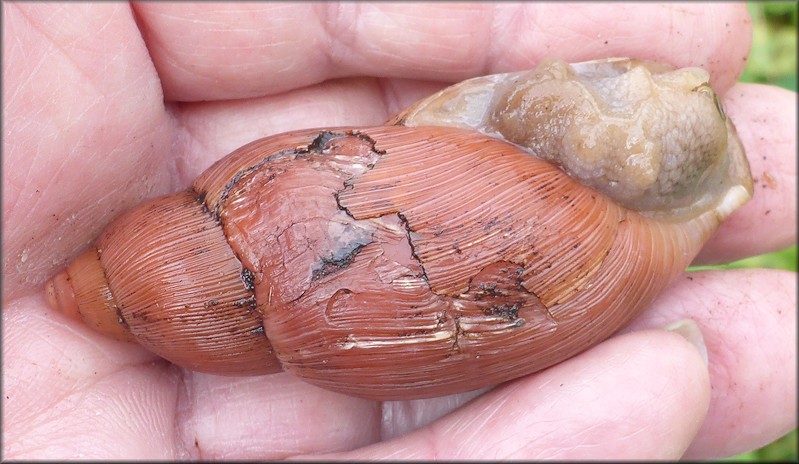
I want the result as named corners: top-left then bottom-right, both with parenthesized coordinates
top-left (46, 58), bottom-right (753, 400)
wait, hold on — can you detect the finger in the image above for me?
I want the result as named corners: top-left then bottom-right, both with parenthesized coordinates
top-left (171, 77), bottom-right (796, 265)
top-left (623, 269), bottom-right (797, 459)
top-left (695, 83), bottom-right (797, 265)
top-left (174, 373), bottom-right (380, 460)
top-left (130, 2), bottom-right (750, 101)
top-left (173, 371), bottom-right (490, 459)
top-left (304, 329), bottom-right (711, 460)
top-left (1, 295), bottom-right (180, 459)
top-left (2, 3), bottom-right (174, 299)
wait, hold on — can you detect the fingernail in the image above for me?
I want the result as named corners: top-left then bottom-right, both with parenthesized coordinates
top-left (663, 319), bottom-right (708, 366)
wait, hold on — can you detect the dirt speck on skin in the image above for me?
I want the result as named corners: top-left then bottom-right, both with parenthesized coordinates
top-left (762, 172), bottom-right (778, 189)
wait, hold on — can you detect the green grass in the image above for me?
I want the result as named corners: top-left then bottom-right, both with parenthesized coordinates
top-left (716, 2), bottom-right (797, 462)
top-left (741, 2), bottom-right (798, 91)
top-left (692, 244), bottom-right (798, 273)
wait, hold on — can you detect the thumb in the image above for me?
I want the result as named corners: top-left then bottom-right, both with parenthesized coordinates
top-left (308, 325), bottom-right (711, 460)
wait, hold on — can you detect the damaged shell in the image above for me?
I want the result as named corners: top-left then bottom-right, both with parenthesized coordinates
top-left (46, 58), bottom-right (753, 400)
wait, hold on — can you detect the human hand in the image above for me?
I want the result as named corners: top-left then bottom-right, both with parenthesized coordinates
top-left (3, 2), bottom-right (795, 460)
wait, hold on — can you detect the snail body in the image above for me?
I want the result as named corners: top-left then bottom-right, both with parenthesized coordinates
top-left (46, 58), bottom-right (753, 400)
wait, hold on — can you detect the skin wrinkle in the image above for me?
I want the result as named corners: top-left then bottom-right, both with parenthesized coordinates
top-left (174, 369), bottom-right (201, 460)
top-left (531, 410), bottom-right (598, 458)
top-left (684, 290), bottom-right (739, 401)
top-left (577, 358), bottom-right (651, 446)
top-left (368, 78), bottom-right (397, 124)
top-left (4, 298), bottom-right (177, 456)
top-left (6, 118), bottom-right (53, 225)
top-left (319, 2), bottom-right (357, 76)
top-left (45, 319), bottom-right (128, 371)
top-left (308, 3), bottom-right (335, 77)
top-left (42, 109), bottom-right (96, 202)
top-left (472, 404), bottom-right (531, 457)
top-left (613, 423), bottom-right (664, 457)
top-left (484, 5), bottom-right (511, 71)
top-left (566, 419), bottom-right (610, 452)
top-left (57, 134), bottom-right (148, 215)
top-left (445, 396), bottom-right (502, 442)
top-left (708, 307), bottom-right (759, 403)
top-left (104, 367), bottom-right (178, 459)
top-left (11, 363), bottom-right (165, 458)
top-left (122, 379), bottom-right (179, 458)
top-left (141, 4), bottom-right (295, 33)
top-left (679, 271), bottom-right (794, 458)
top-left (484, 380), bottom-right (607, 458)
top-left (10, 390), bottom-right (88, 456)
top-left (646, 364), bottom-right (687, 413)
top-left (3, 5), bottom-right (175, 299)
top-left (2, 33), bottom-right (42, 108)
top-left (385, 5), bottom-right (486, 54)
top-left (422, 421), bottom-right (445, 460)
top-left (378, 389), bottom-right (487, 441)
top-left (4, 56), bottom-right (71, 222)
top-left (625, 385), bottom-right (681, 453)
top-left (128, 3), bottom-right (749, 101)
top-left (709, 337), bottom-right (763, 444)
top-left (7, 363), bottom-right (82, 430)
top-left (130, 5), bottom-right (194, 81)
top-left (11, 4), bottom-right (109, 95)
top-left (661, 4), bottom-right (708, 68)
top-left (552, 352), bottom-right (699, 459)
top-left (148, 5), bottom-right (326, 92)
top-left (399, 6), bottom-right (490, 76)
top-left (168, 103), bottom-right (215, 188)
top-left (571, 6), bottom-right (634, 42)
top-left (6, 306), bottom-right (114, 388)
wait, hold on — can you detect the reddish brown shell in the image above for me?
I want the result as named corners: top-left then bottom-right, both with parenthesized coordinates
top-left (48, 124), bottom-right (722, 399)
top-left (46, 58), bottom-right (754, 400)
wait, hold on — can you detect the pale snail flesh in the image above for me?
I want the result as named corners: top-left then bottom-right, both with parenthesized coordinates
top-left (46, 58), bottom-right (753, 400)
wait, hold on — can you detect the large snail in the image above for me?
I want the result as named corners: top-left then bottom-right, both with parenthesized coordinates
top-left (46, 58), bottom-right (753, 400)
